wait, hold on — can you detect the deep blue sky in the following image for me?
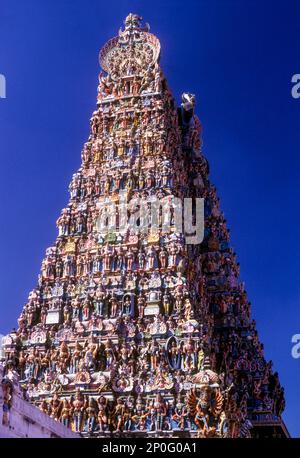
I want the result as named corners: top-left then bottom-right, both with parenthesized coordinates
top-left (0, 0), bottom-right (299, 437)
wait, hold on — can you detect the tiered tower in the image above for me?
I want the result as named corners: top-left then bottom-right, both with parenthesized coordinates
top-left (2, 14), bottom-right (288, 438)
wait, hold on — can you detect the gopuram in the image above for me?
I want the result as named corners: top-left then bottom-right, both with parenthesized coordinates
top-left (2, 14), bottom-right (288, 438)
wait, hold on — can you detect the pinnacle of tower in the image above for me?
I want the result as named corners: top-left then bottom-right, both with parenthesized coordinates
top-left (99, 14), bottom-right (160, 79)
top-left (123, 13), bottom-right (150, 32)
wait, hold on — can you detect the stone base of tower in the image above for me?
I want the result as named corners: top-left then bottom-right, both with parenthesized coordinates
top-left (0, 365), bottom-right (78, 438)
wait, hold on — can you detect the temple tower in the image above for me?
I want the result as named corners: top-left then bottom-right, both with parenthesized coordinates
top-left (2, 14), bottom-right (288, 438)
